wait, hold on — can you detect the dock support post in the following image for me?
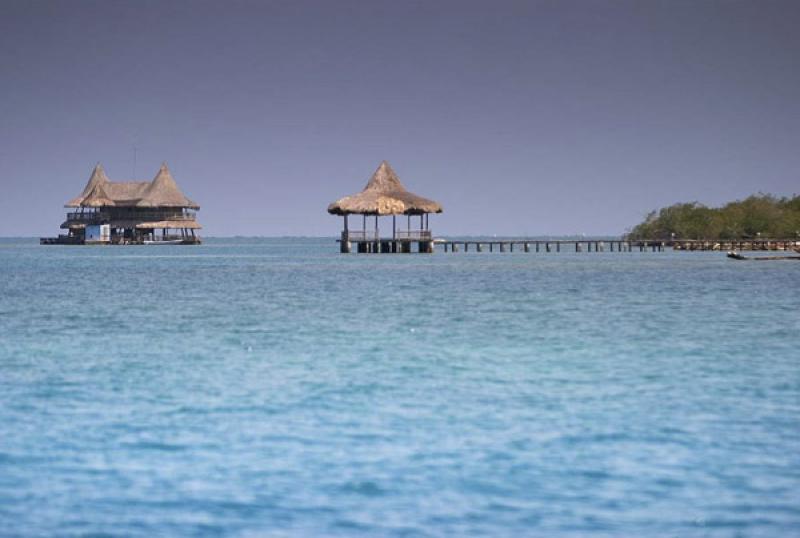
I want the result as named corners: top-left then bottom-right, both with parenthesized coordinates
top-left (465, 243), bottom-right (469, 252)
top-left (510, 243), bottom-right (514, 252)
top-left (489, 243), bottom-right (493, 252)
top-left (536, 242), bottom-right (540, 252)
top-left (524, 242), bottom-right (530, 252)
top-left (452, 243), bottom-right (459, 252)
top-left (557, 242), bottom-right (560, 252)
top-left (546, 242), bottom-right (551, 253)
top-left (340, 232), bottom-right (351, 253)
top-left (576, 243), bottom-right (581, 252)
top-left (477, 243), bottom-right (483, 252)
top-left (500, 243), bottom-right (506, 253)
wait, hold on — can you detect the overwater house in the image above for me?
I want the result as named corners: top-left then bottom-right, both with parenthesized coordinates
top-left (328, 161), bottom-right (443, 253)
top-left (41, 163), bottom-right (201, 245)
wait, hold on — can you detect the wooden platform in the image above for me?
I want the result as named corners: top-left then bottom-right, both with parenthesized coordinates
top-left (337, 238), bottom-right (434, 253)
top-left (436, 239), bottom-right (664, 253)
top-left (338, 238), bottom-right (799, 254)
top-left (40, 236), bottom-right (202, 246)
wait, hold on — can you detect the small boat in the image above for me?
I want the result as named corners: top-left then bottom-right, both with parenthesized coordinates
top-left (727, 251), bottom-right (800, 261)
top-left (143, 239), bottom-right (185, 245)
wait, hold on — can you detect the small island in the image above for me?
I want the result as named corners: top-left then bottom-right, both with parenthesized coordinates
top-left (626, 194), bottom-right (800, 241)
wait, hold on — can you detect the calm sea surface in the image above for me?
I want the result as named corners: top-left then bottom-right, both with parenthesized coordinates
top-left (1, 238), bottom-right (798, 537)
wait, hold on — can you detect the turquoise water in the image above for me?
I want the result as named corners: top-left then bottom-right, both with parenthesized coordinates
top-left (1, 238), bottom-right (798, 537)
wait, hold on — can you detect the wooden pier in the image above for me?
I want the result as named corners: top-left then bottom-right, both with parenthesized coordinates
top-left (670, 239), bottom-right (798, 251)
top-left (335, 236), bottom-right (799, 254)
top-left (436, 239), bottom-right (663, 253)
top-left (433, 238), bottom-right (799, 253)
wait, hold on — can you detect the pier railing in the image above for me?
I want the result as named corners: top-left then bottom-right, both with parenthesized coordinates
top-left (343, 230), bottom-right (433, 242)
top-left (395, 230), bottom-right (432, 240)
top-left (343, 231), bottom-right (378, 241)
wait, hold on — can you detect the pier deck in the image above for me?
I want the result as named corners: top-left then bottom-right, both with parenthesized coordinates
top-left (437, 239), bottom-right (662, 253)
top-left (337, 238), bottom-right (799, 253)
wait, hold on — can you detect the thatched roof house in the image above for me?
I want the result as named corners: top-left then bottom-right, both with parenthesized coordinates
top-left (328, 161), bottom-right (442, 216)
top-left (43, 162), bottom-right (202, 245)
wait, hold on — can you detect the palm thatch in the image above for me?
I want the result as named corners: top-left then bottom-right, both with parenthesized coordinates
top-left (327, 161), bottom-right (443, 216)
top-left (64, 163), bottom-right (199, 209)
top-left (136, 163), bottom-right (199, 209)
top-left (65, 164), bottom-right (110, 207)
top-left (80, 181), bottom-right (117, 208)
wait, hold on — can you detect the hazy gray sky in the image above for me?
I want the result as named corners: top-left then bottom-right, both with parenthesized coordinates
top-left (1, 0), bottom-right (798, 236)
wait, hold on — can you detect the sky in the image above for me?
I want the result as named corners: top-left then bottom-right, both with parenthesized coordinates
top-left (1, 0), bottom-right (798, 237)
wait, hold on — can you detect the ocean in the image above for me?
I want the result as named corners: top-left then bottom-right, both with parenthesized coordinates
top-left (1, 238), bottom-right (798, 537)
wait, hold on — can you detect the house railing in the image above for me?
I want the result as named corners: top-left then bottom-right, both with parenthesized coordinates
top-left (66, 211), bottom-right (197, 222)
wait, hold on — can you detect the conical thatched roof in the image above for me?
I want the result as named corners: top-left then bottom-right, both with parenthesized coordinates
top-left (327, 161), bottom-right (443, 216)
top-left (65, 164), bottom-right (110, 207)
top-left (136, 163), bottom-right (199, 209)
top-left (64, 163), bottom-right (199, 209)
top-left (80, 181), bottom-right (116, 207)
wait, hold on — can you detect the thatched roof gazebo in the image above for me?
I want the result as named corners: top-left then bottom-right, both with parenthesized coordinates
top-left (328, 161), bottom-right (442, 253)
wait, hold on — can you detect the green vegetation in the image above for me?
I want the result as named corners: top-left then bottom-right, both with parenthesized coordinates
top-left (627, 194), bottom-right (800, 240)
